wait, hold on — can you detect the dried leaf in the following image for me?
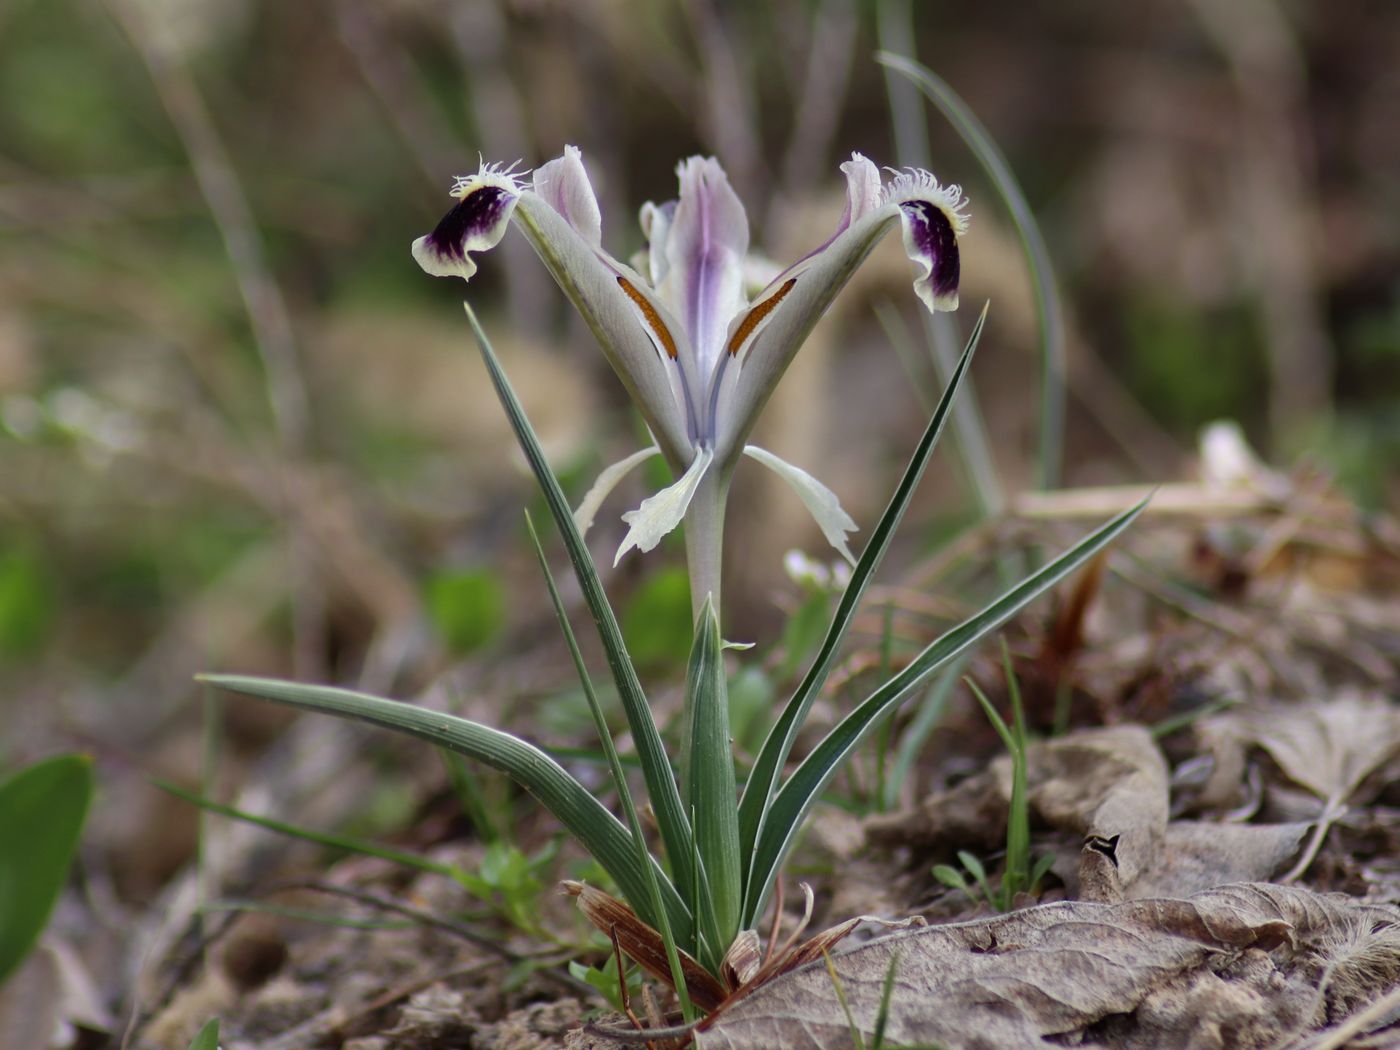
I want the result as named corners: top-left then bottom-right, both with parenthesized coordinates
top-left (564, 881), bottom-right (727, 1011)
top-left (1239, 692), bottom-right (1400, 807)
top-left (696, 884), bottom-right (1399, 1049)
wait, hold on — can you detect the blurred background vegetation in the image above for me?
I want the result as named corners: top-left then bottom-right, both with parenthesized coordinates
top-left (0, 0), bottom-right (1395, 899)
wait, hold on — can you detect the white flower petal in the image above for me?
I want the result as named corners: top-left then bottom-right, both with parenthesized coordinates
top-left (532, 144), bottom-right (603, 247)
top-left (660, 157), bottom-right (750, 382)
top-left (743, 445), bottom-right (857, 565)
top-left (716, 164), bottom-right (968, 458)
top-left (573, 446), bottom-right (660, 536)
top-left (511, 189), bottom-right (694, 466)
top-left (615, 446), bottom-right (715, 565)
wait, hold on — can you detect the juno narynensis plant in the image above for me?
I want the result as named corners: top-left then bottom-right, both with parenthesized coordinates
top-left (203, 143), bottom-right (1142, 1020)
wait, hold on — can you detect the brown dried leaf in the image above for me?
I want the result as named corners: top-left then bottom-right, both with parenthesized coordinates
top-left (564, 881), bottom-right (728, 1011)
top-left (1239, 692), bottom-right (1400, 807)
top-left (696, 884), bottom-right (1400, 1050)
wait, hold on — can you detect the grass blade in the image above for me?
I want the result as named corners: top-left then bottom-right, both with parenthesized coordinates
top-left (877, 52), bottom-right (1065, 491)
top-left (737, 305), bottom-right (986, 914)
top-left (683, 598), bottom-right (740, 961)
top-left (524, 511), bottom-right (696, 1012)
top-left (0, 754), bottom-right (93, 983)
top-left (882, 656), bottom-right (964, 810)
top-left (156, 778), bottom-right (459, 879)
top-left (197, 673), bottom-right (691, 939)
top-left (743, 497), bottom-right (1146, 924)
top-left (461, 302), bottom-right (696, 904)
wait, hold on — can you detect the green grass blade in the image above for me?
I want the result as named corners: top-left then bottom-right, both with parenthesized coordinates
top-left (883, 657), bottom-right (964, 810)
top-left (197, 674), bottom-right (691, 939)
top-left (523, 512), bottom-right (696, 1007)
top-left (877, 52), bottom-right (1065, 491)
top-left (737, 306), bottom-right (986, 911)
top-left (187, 1018), bottom-right (220, 1050)
top-left (461, 302), bottom-right (695, 903)
top-left (743, 498), bottom-right (1146, 924)
top-left (1001, 642), bottom-right (1031, 900)
top-left (155, 778), bottom-right (459, 879)
top-left (966, 678), bottom-right (1016, 755)
top-left (683, 599), bottom-right (740, 959)
top-left (0, 754), bottom-right (94, 983)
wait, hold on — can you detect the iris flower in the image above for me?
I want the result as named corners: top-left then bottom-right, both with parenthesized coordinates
top-left (413, 147), bottom-right (967, 614)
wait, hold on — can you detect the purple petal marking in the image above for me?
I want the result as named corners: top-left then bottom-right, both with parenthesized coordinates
top-left (423, 185), bottom-right (514, 264)
top-left (900, 199), bottom-right (961, 307)
top-left (666, 158), bottom-right (748, 379)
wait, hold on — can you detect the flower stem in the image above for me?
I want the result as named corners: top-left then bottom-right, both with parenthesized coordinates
top-left (683, 465), bottom-right (729, 625)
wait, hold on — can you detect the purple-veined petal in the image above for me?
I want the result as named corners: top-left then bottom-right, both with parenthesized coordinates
top-left (659, 157), bottom-right (750, 383)
top-left (533, 144), bottom-right (602, 247)
top-left (714, 163), bottom-right (968, 460)
top-left (411, 162), bottom-right (525, 280)
top-left (743, 445), bottom-right (857, 565)
top-left (615, 446), bottom-right (715, 565)
top-left (573, 446), bottom-right (660, 536)
top-left (513, 191), bottom-right (696, 465)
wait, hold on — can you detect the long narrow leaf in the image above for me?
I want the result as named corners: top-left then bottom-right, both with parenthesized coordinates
top-left (197, 674), bottom-right (691, 938)
top-left (156, 779), bottom-right (458, 879)
top-left (524, 512), bottom-right (697, 1009)
top-left (461, 303), bottom-right (696, 903)
top-left (737, 305), bottom-right (986, 910)
top-left (684, 599), bottom-right (740, 961)
top-left (744, 498), bottom-right (1146, 924)
top-left (877, 52), bottom-right (1065, 491)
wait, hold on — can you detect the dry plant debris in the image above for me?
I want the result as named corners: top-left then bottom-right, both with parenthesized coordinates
top-left (692, 884), bottom-right (1399, 1049)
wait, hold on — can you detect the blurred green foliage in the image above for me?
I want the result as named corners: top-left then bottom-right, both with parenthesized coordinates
top-left (0, 753), bottom-right (94, 984)
top-left (1120, 297), bottom-right (1267, 434)
top-left (424, 568), bottom-right (506, 655)
top-left (620, 565), bottom-right (693, 669)
top-left (0, 545), bottom-right (56, 660)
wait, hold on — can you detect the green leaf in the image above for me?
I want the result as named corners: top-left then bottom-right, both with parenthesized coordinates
top-left (877, 52), bottom-right (1065, 491)
top-left (0, 753), bottom-right (93, 983)
top-left (187, 1018), bottom-right (220, 1050)
top-left (743, 497), bottom-right (1147, 925)
top-left (197, 674), bottom-right (691, 942)
top-left (461, 303), bottom-right (696, 908)
top-left (523, 511), bottom-right (696, 1011)
top-left (156, 779), bottom-right (458, 880)
top-left (738, 305), bottom-right (987, 913)
top-left (931, 864), bottom-right (967, 891)
top-left (424, 568), bottom-right (505, 654)
top-left (683, 599), bottom-right (741, 964)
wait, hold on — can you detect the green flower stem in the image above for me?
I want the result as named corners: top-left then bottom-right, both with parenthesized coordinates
top-left (683, 463), bottom-right (730, 624)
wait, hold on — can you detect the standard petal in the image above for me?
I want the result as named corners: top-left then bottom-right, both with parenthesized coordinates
top-left (659, 157), bottom-right (750, 382)
top-left (411, 164), bottom-right (524, 280)
top-left (532, 144), bottom-right (603, 247)
top-left (573, 446), bottom-right (660, 536)
top-left (639, 199), bottom-right (677, 288)
top-left (743, 445), bottom-right (857, 565)
top-left (615, 446), bottom-right (715, 565)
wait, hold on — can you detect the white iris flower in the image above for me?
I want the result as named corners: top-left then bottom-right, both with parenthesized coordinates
top-left (413, 147), bottom-right (967, 613)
